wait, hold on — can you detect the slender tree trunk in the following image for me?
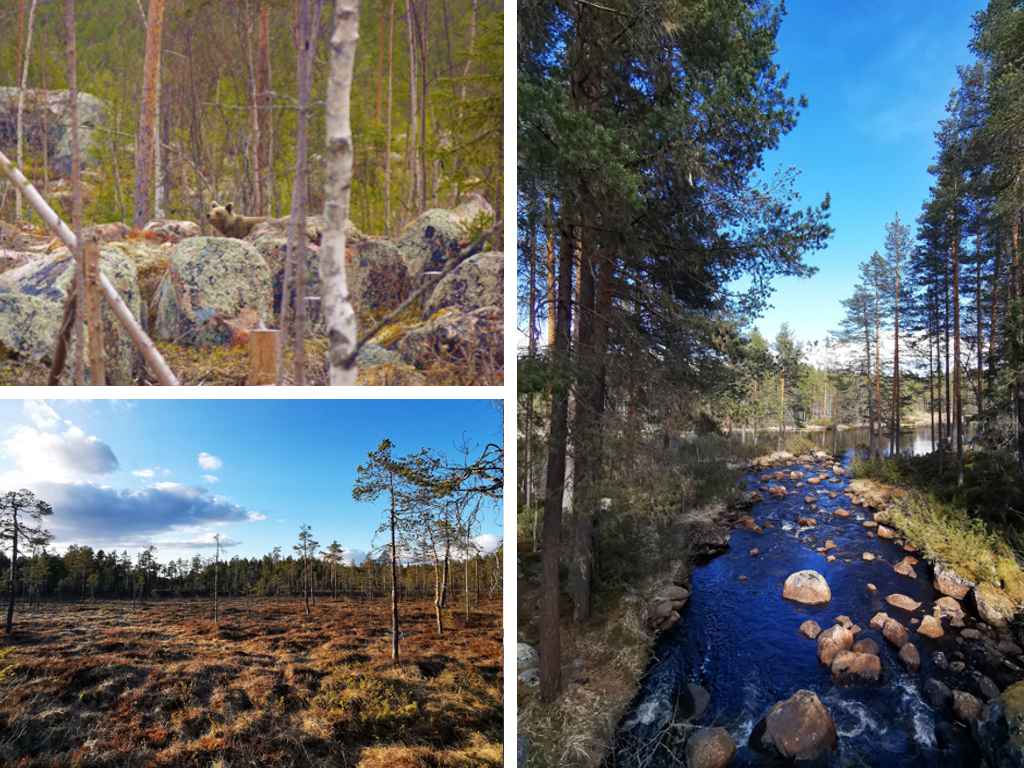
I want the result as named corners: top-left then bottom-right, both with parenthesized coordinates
top-left (539, 207), bottom-right (573, 703)
top-left (6, 510), bottom-right (18, 634)
top-left (320, 0), bottom-right (360, 384)
top-left (953, 229), bottom-right (964, 486)
top-left (383, 0), bottom-right (395, 233)
top-left (873, 288), bottom-right (882, 458)
top-left (976, 247), bottom-right (984, 415)
top-left (15, 0), bottom-right (39, 223)
top-left (417, 0), bottom-right (429, 210)
top-left (389, 477), bottom-right (400, 663)
top-left (405, 0), bottom-right (420, 215)
top-left (133, 0), bottom-right (166, 227)
top-left (257, 3), bottom-right (273, 216)
top-left (893, 259), bottom-right (901, 455)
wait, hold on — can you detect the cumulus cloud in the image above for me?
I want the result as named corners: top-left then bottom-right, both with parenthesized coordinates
top-left (1, 424), bottom-right (118, 484)
top-left (24, 400), bottom-right (60, 430)
top-left (474, 533), bottom-right (502, 554)
top-left (247, 511), bottom-right (267, 521)
top-left (153, 534), bottom-right (242, 550)
top-left (197, 452), bottom-right (223, 471)
top-left (342, 548), bottom-right (368, 566)
top-left (202, 475), bottom-right (219, 484)
top-left (132, 468), bottom-right (155, 478)
top-left (37, 481), bottom-right (252, 547)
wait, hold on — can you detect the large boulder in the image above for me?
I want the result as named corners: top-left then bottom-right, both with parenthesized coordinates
top-left (153, 237), bottom-right (271, 346)
top-left (345, 235), bottom-right (412, 317)
top-left (751, 689), bottom-right (837, 762)
top-left (685, 727), bottom-right (736, 768)
top-left (934, 596), bottom-right (966, 627)
top-left (782, 570), bottom-right (831, 605)
top-left (886, 593), bottom-right (922, 612)
top-left (423, 250), bottom-right (502, 317)
top-left (973, 680), bottom-right (1024, 768)
top-left (394, 194), bottom-right (494, 276)
top-left (143, 219), bottom-right (201, 243)
top-left (244, 215), bottom-right (333, 316)
top-left (0, 247), bottom-right (143, 383)
top-left (0, 88), bottom-right (105, 175)
top-left (397, 307), bottom-right (502, 381)
top-left (934, 562), bottom-right (974, 600)
top-left (817, 624), bottom-right (854, 666)
top-left (882, 618), bottom-right (909, 648)
top-left (917, 615), bottom-right (944, 639)
top-left (975, 583), bottom-right (1017, 628)
top-left (831, 651), bottom-right (882, 685)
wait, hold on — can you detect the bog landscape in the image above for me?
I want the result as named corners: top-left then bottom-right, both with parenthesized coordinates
top-left (0, 399), bottom-right (504, 766)
top-left (518, 1), bottom-right (1024, 766)
top-left (0, 0), bottom-right (503, 386)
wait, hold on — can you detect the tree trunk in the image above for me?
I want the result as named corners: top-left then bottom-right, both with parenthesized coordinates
top-left (15, 0), bottom-right (39, 223)
top-left (405, 0), bottom-right (420, 215)
top-left (6, 509), bottom-right (18, 634)
top-left (873, 286), bottom-right (882, 458)
top-left (320, 0), bottom-right (360, 384)
top-left (383, 0), bottom-right (395, 233)
top-left (539, 206), bottom-right (573, 703)
top-left (953, 229), bottom-right (963, 485)
top-left (133, 0), bottom-right (166, 228)
top-left (893, 260), bottom-right (901, 455)
top-left (257, 3), bottom-right (273, 216)
top-left (389, 491), bottom-right (400, 662)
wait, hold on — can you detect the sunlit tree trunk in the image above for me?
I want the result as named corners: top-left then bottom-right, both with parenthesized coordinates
top-left (383, 0), bottom-right (395, 233)
top-left (15, 0), bottom-right (38, 223)
top-left (133, 0), bottom-right (166, 227)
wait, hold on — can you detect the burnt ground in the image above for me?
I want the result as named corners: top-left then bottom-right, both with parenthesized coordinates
top-left (0, 597), bottom-right (502, 767)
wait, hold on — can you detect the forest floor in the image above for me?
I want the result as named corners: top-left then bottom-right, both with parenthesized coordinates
top-left (0, 597), bottom-right (503, 767)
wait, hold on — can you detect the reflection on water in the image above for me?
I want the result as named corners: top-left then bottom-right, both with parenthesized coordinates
top-left (804, 425), bottom-right (973, 458)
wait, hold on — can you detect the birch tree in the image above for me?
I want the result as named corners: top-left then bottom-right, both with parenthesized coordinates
top-left (15, 0), bottom-right (38, 222)
top-left (1, 490), bottom-right (53, 634)
top-left (321, 0), bottom-right (360, 384)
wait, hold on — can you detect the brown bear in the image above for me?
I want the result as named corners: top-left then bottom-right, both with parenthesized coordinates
top-left (206, 201), bottom-right (267, 238)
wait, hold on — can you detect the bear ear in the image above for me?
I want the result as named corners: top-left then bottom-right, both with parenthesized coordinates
top-left (226, 203), bottom-right (234, 213)
top-left (210, 200), bottom-right (219, 207)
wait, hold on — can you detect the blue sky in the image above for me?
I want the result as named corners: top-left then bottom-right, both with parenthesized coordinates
top-left (0, 399), bottom-right (503, 563)
top-left (750, 0), bottom-right (986, 346)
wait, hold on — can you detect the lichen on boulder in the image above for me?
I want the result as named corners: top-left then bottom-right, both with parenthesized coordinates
top-left (153, 236), bottom-right (271, 346)
top-left (423, 250), bottom-right (502, 317)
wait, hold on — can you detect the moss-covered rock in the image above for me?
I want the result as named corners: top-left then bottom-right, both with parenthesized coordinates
top-left (394, 194), bottom-right (494, 276)
top-left (0, 247), bottom-right (143, 383)
top-left (397, 306), bottom-right (502, 382)
top-left (424, 250), bottom-right (502, 317)
top-left (973, 681), bottom-right (1024, 767)
top-left (153, 237), bottom-right (271, 347)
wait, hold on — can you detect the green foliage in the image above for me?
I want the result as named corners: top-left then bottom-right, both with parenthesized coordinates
top-left (313, 669), bottom-right (420, 739)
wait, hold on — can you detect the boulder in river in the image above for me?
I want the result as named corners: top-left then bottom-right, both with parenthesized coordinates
top-left (954, 690), bottom-right (983, 723)
top-left (862, 552), bottom-right (876, 561)
top-left (834, 508), bottom-right (851, 518)
top-left (917, 614), bottom-right (944, 639)
top-left (972, 680), bottom-right (1024, 768)
top-left (894, 556), bottom-right (918, 578)
top-left (817, 624), bottom-right (854, 665)
top-left (877, 524), bottom-right (896, 539)
top-left (831, 650), bottom-right (882, 685)
top-left (799, 620), bottom-right (822, 639)
top-left (934, 562), bottom-right (974, 600)
top-left (925, 678), bottom-right (954, 711)
top-left (768, 485), bottom-right (787, 497)
top-left (735, 515), bottom-right (762, 533)
top-left (870, 611), bottom-right (890, 631)
top-left (975, 583), bottom-right (1017, 628)
top-left (782, 570), bottom-right (831, 605)
top-left (853, 638), bottom-right (879, 655)
top-left (899, 642), bottom-right (921, 672)
top-left (750, 689), bottom-right (837, 762)
top-left (153, 237), bottom-right (271, 346)
top-left (886, 593), bottom-right (922, 612)
top-left (935, 596), bottom-right (966, 627)
top-left (883, 618), bottom-right (909, 648)
top-left (685, 727), bottom-right (736, 768)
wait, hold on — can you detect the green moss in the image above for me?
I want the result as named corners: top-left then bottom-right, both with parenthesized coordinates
top-left (312, 671), bottom-right (420, 740)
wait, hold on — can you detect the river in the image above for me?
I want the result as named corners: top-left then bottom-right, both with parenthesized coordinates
top-left (609, 448), bottom-right (985, 767)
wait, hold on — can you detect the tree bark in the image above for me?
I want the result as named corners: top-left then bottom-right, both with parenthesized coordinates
top-left (15, 0), bottom-right (38, 223)
top-left (383, 0), bottom-right (395, 233)
top-left (133, 0), bottom-right (166, 228)
top-left (953, 226), bottom-right (963, 485)
top-left (389, 473), bottom-right (400, 663)
top-left (257, 3), bottom-right (273, 216)
top-left (5, 507), bottom-right (17, 634)
top-left (321, 0), bottom-right (360, 384)
top-left (405, 0), bottom-right (421, 216)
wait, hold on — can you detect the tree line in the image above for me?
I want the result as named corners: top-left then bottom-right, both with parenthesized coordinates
top-left (517, 0), bottom-right (832, 702)
top-left (0, 0), bottom-right (502, 234)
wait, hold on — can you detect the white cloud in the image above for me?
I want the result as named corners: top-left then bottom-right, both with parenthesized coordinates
top-left (24, 400), bottom-right (60, 430)
top-left (202, 475), bottom-right (219, 484)
top-left (247, 511), bottom-right (267, 521)
top-left (132, 468), bottom-right (155, 478)
top-left (0, 424), bottom-right (118, 485)
top-left (474, 533), bottom-right (501, 554)
top-left (343, 548), bottom-right (368, 566)
top-left (197, 452), bottom-right (223, 471)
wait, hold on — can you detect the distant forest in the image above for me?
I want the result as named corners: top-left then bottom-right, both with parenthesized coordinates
top-left (0, 0), bottom-right (502, 233)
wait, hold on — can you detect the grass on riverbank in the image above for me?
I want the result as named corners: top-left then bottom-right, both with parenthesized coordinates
top-left (854, 451), bottom-right (1024, 602)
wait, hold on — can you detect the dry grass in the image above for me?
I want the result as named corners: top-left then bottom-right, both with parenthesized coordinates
top-left (0, 597), bottom-right (502, 767)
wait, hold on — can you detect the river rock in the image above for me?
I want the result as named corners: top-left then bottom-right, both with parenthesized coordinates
top-left (870, 612), bottom-right (890, 631)
top-left (899, 642), bottom-right (921, 672)
top-left (817, 624), bottom-right (854, 665)
top-left (863, 520), bottom-right (878, 529)
top-left (867, 583), bottom-right (877, 593)
top-left (918, 615), bottom-right (944, 639)
top-left (978, 674), bottom-right (1001, 702)
top-left (853, 638), bottom-right (879, 655)
top-left (749, 548), bottom-right (760, 557)
top-left (799, 620), bottom-right (822, 639)
top-left (0, 247), bottom-right (143, 384)
top-left (883, 618), bottom-right (909, 648)
top-left (934, 562), bottom-right (974, 600)
top-left (735, 515), bottom-right (762, 533)
top-left (685, 727), bottom-right (736, 768)
top-left (831, 650), bottom-right (882, 685)
top-left (834, 508), bottom-right (851, 518)
top-left (925, 678), bottom-right (953, 711)
top-left (972, 680), bottom-right (1024, 768)
top-left (962, 627), bottom-right (984, 641)
top-left (768, 485), bottom-right (787, 497)
top-left (783, 570), bottom-right (831, 605)
top-left (750, 689), bottom-right (837, 762)
top-left (423, 250), bottom-right (502, 318)
top-left (886, 593), bottom-right (922, 612)
top-left (0, 88), bottom-right (106, 175)
top-left (954, 690), bottom-right (983, 723)
top-left (999, 640), bottom-right (1024, 656)
top-left (797, 517), bottom-right (816, 527)
top-left (684, 683), bottom-right (711, 721)
top-left (395, 194), bottom-right (494, 276)
top-left (877, 525), bottom-right (896, 539)
top-left (823, 539), bottom-right (836, 551)
top-left (803, 494), bottom-right (816, 504)
top-left (894, 557), bottom-right (918, 578)
top-left (153, 237), bottom-right (271, 346)
top-left (975, 583), bottom-right (1017, 628)
top-left (862, 552), bottom-right (876, 561)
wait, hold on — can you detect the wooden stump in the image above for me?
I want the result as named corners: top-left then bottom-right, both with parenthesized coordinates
top-left (247, 329), bottom-right (280, 385)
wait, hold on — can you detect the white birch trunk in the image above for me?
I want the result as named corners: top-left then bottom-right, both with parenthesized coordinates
top-left (321, 0), bottom-right (360, 385)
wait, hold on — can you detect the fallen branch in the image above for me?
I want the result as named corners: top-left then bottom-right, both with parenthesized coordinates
top-left (344, 222), bottom-right (500, 367)
top-left (0, 148), bottom-right (179, 385)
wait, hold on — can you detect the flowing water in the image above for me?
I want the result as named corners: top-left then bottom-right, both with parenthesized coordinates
top-left (610, 449), bottom-right (983, 767)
